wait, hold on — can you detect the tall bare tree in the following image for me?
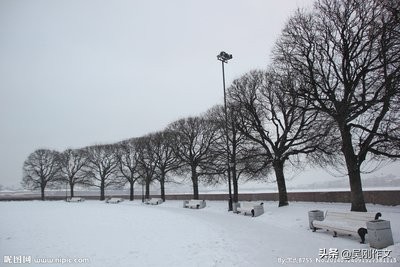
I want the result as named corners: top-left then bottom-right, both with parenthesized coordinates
top-left (207, 105), bottom-right (270, 203)
top-left (274, 0), bottom-right (400, 211)
top-left (228, 69), bottom-right (332, 206)
top-left (167, 115), bottom-right (221, 199)
top-left (135, 136), bottom-right (157, 200)
top-left (22, 149), bottom-right (61, 200)
top-left (85, 144), bottom-right (121, 201)
top-left (116, 139), bottom-right (141, 201)
top-left (59, 148), bottom-right (90, 198)
top-left (149, 131), bottom-right (181, 201)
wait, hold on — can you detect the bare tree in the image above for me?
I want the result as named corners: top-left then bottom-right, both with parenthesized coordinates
top-left (274, 0), bottom-right (400, 211)
top-left (149, 131), bottom-right (181, 201)
top-left (116, 139), bottom-right (141, 201)
top-left (228, 69), bottom-right (332, 207)
top-left (207, 105), bottom-right (270, 203)
top-left (167, 115), bottom-right (221, 199)
top-left (84, 144), bottom-right (121, 201)
top-left (135, 136), bottom-right (157, 200)
top-left (59, 148), bottom-right (90, 198)
top-left (22, 149), bottom-right (61, 200)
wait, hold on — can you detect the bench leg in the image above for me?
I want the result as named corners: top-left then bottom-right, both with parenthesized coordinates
top-left (312, 227), bottom-right (317, 232)
top-left (333, 231), bottom-right (337, 238)
top-left (358, 228), bottom-right (367, 244)
top-left (251, 209), bottom-right (255, 217)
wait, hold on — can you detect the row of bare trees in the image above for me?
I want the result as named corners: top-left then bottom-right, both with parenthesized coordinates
top-left (225, 0), bottom-right (400, 211)
top-left (21, 108), bottom-right (269, 201)
top-left (272, 0), bottom-right (400, 211)
top-left (22, 0), bottom-right (399, 211)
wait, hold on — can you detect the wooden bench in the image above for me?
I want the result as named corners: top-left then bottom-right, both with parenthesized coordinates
top-left (106, 197), bottom-right (124, 204)
top-left (66, 197), bottom-right (85, 202)
top-left (145, 198), bottom-right (163, 205)
top-left (183, 199), bottom-right (206, 209)
top-left (236, 202), bottom-right (264, 217)
top-left (312, 211), bottom-right (382, 243)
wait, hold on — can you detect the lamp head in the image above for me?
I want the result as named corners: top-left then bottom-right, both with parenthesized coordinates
top-left (217, 51), bottom-right (232, 63)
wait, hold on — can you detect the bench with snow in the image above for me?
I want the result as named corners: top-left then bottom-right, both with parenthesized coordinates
top-left (105, 197), bottom-right (124, 204)
top-left (312, 211), bottom-right (382, 244)
top-left (183, 200), bottom-right (206, 209)
top-left (66, 197), bottom-right (85, 202)
top-left (145, 198), bottom-right (163, 205)
top-left (235, 202), bottom-right (264, 217)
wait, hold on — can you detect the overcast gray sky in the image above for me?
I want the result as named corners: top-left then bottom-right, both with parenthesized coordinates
top-left (1, 0), bottom-right (399, 189)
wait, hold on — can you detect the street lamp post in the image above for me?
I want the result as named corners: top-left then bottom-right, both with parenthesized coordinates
top-left (217, 51), bottom-right (233, 211)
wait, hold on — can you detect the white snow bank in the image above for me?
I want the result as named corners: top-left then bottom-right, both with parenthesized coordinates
top-left (0, 201), bottom-right (398, 267)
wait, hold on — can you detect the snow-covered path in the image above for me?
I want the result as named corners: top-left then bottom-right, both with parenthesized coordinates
top-left (1, 200), bottom-right (399, 266)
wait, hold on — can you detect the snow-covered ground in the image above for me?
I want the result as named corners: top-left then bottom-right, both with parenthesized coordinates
top-left (0, 200), bottom-right (399, 267)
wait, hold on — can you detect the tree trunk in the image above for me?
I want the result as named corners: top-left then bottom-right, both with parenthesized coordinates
top-left (232, 178), bottom-right (239, 203)
top-left (40, 185), bottom-right (45, 201)
top-left (348, 169), bottom-right (366, 212)
top-left (160, 178), bottom-right (165, 202)
top-left (145, 179), bottom-right (150, 199)
top-left (100, 180), bottom-right (105, 201)
top-left (69, 182), bottom-right (74, 198)
top-left (341, 128), bottom-right (367, 212)
top-left (129, 181), bottom-right (134, 201)
top-left (191, 167), bottom-right (199, 200)
top-left (231, 161), bottom-right (239, 203)
top-left (273, 160), bottom-right (289, 207)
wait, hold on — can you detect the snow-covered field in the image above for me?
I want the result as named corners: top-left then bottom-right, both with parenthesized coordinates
top-left (0, 200), bottom-right (399, 267)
